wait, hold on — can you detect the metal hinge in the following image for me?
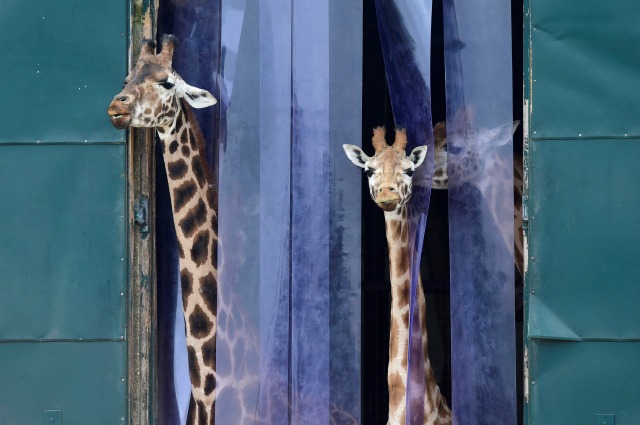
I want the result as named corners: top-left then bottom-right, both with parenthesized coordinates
top-left (134, 197), bottom-right (149, 235)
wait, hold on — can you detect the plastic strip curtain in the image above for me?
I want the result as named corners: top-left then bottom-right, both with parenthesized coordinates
top-left (443, 0), bottom-right (517, 423)
top-left (373, 1), bottom-right (435, 423)
top-left (156, 1), bottom-right (221, 423)
top-left (158, 0), bottom-right (362, 423)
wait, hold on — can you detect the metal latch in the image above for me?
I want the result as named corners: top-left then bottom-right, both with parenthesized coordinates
top-left (134, 197), bottom-right (149, 235)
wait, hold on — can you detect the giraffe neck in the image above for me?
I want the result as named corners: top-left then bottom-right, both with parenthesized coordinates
top-left (157, 100), bottom-right (218, 425)
top-left (384, 207), bottom-right (451, 425)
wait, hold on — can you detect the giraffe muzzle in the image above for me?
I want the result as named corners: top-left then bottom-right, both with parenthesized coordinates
top-left (107, 104), bottom-right (132, 129)
top-left (376, 192), bottom-right (400, 211)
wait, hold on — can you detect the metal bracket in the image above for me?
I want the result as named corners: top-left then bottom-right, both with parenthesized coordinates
top-left (134, 197), bottom-right (149, 235)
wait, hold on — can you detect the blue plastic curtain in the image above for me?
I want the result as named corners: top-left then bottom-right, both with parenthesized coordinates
top-left (443, 0), bottom-right (517, 424)
top-left (156, 0), bottom-right (362, 423)
top-left (156, 0), bottom-right (515, 423)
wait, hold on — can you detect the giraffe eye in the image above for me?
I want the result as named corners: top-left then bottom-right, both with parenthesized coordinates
top-left (405, 169), bottom-right (414, 177)
top-left (365, 169), bottom-right (374, 178)
top-left (160, 81), bottom-right (175, 89)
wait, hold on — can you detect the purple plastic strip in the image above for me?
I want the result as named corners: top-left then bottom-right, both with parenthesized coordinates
top-left (258, 0), bottom-right (292, 423)
top-left (161, 1), bottom-right (361, 423)
top-left (373, 0), bottom-right (434, 423)
top-left (443, 0), bottom-right (517, 424)
top-left (290, 1), bottom-right (331, 423)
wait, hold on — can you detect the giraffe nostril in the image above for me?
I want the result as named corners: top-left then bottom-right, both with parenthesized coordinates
top-left (388, 187), bottom-right (395, 192)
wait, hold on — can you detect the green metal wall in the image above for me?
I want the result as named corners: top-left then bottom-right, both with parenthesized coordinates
top-left (525, 1), bottom-right (640, 424)
top-left (0, 1), bottom-right (128, 424)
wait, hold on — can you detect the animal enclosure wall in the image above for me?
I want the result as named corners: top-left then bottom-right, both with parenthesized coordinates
top-left (525, 0), bottom-right (640, 423)
top-left (0, 0), bottom-right (128, 423)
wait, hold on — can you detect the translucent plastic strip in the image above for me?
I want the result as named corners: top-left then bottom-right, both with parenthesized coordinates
top-left (216, 1), bottom-right (263, 423)
top-left (258, 0), bottom-right (292, 423)
top-left (156, 1), bottom-right (222, 423)
top-left (327, 0), bottom-right (363, 421)
top-left (373, 0), bottom-right (435, 423)
top-left (290, 1), bottom-right (331, 423)
top-left (443, 0), bottom-right (517, 423)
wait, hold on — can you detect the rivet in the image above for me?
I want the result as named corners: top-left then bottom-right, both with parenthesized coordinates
top-left (531, 290), bottom-right (536, 294)
top-left (578, 134), bottom-right (582, 137)
top-left (121, 258), bottom-right (125, 262)
top-left (120, 292), bottom-right (124, 296)
top-left (120, 336), bottom-right (125, 340)
top-left (531, 256), bottom-right (535, 261)
top-left (531, 380), bottom-right (535, 385)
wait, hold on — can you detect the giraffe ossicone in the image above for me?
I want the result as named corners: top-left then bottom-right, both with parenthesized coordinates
top-left (343, 127), bottom-right (452, 425)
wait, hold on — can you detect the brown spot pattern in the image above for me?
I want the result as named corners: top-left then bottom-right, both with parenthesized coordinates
top-left (388, 372), bottom-right (405, 410)
top-left (202, 337), bottom-right (216, 369)
top-left (189, 305), bottom-right (214, 338)
top-left (188, 346), bottom-right (201, 388)
top-left (167, 158), bottom-right (188, 180)
top-left (178, 199), bottom-right (207, 238)
top-left (190, 230), bottom-right (210, 266)
top-left (394, 247), bottom-right (408, 278)
top-left (192, 156), bottom-right (206, 188)
top-left (172, 179), bottom-right (197, 212)
top-left (204, 373), bottom-right (215, 396)
top-left (200, 272), bottom-right (218, 314)
top-left (180, 128), bottom-right (189, 145)
top-left (180, 269), bottom-right (193, 307)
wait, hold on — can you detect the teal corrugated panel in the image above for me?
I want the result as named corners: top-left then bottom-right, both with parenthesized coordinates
top-left (527, 139), bottom-right (640, 341)
top-left (529, 340), bottom-right (640, 424)
top-left (530, 0), bottom-right (640, 138)
top-left (0, 0), bottom-right (126, 143)
top-left (0, 342), bottom-right (126, 425)
top-left (0, 144), bottom-right (126, 340)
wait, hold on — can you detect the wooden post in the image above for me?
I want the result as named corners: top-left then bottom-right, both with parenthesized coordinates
top-left (128, 1), bottom-right (157, 424)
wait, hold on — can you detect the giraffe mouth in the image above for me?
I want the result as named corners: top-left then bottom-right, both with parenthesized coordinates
top-left (108, 113), bottom-right (132, 129)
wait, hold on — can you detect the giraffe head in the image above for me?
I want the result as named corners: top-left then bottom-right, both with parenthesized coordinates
top-left (107, 34), bottom-right (217, 129)
top-left (343, 127), bottom-right (428, 212)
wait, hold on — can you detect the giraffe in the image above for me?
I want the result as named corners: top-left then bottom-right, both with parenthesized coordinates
top-left (430, 119), bottom-right (524, 279)
top-left (108, 35), bottom-right (260, 425)
top-left (108, 35), bottom-right (359, 425)
top-left (343, 128), bottom-right (452, 425)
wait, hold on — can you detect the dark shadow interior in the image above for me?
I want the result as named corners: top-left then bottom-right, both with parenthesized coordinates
top-left (361, 0), bottom-right (524, 422)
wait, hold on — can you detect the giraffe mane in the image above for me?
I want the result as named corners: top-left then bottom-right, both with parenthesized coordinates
top-left (181, 99), bottom-right (218, 202)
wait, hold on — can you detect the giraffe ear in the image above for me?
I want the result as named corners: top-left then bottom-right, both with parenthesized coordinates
top-left (176, 80), bottom-right (218, 108)
top-left (409, 145), bottom-right (428, 168)
top-left (343, 144), bottom-right (370, 169)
